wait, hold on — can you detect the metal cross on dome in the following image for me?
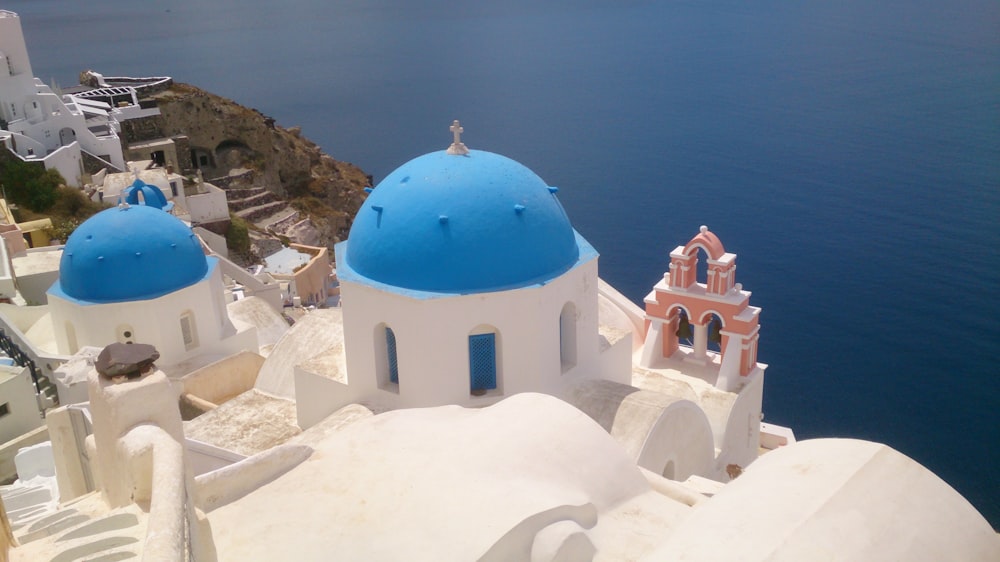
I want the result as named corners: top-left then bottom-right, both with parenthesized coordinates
top-left (447, 119), bottom-right (470, 155)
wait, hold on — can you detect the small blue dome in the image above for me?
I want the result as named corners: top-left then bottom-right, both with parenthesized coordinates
top-left (345, 150), bottom-right (579, 293)
top-left (123, 179), bottom-right (173, 211)
top-left (53, 205), bottom-right (209, 303)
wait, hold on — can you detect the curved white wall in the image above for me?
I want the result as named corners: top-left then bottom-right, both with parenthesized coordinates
top-left (334, 257), bottom-right (600, 412)
top-left (48, 263), bottom-right (253, 368)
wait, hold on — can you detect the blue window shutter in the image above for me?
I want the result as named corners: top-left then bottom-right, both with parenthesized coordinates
top-left (386, 327), bottom-right (399, 384)
top-left (469, 333), bottom-right (497, 391)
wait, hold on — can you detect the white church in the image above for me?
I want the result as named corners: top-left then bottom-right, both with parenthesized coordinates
top-left (45, 202), bottom-right (257, 366)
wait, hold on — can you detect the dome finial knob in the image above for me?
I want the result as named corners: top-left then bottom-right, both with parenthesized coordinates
top-left (447, 119), bottom-right (470, 156)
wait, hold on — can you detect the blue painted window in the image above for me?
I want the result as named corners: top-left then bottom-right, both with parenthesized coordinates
top-left (469, 333), bottom-right (497, 393)
top-left (386, 327), bottom-right (399, 384)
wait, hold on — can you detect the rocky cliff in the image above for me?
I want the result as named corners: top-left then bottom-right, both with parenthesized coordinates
top-left (113, 79), bottom-right (370, 247)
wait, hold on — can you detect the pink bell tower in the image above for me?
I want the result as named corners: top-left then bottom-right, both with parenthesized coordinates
top-left (640, 226), bottom-right (763, 391)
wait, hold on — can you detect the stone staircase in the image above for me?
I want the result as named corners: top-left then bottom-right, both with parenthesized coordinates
top-left (224, 186), bottom-right (293, 224)
top-left (36, 376), bottom-right (58, 410)
top-left (225, 187), bottom-right (276, 212)
top-left (2, 480), bottom-right (144, 561)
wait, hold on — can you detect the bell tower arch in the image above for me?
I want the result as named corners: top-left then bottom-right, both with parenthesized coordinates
top-left (640, 226), bottom-right (762, 391)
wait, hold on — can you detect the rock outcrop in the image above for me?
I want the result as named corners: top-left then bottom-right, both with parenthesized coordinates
top-left (118, 82), bottom-right (370, 244)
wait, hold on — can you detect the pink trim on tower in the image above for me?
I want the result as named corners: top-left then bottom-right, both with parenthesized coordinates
top-left (645, 226), bottom-right (761, 377)
top-left (683, 225), bottom-right (726, 260)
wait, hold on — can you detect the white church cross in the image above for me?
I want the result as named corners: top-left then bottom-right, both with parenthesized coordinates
top-left (446, 119), bottom-right (470, 155)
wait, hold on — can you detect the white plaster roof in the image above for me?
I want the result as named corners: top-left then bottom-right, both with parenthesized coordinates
top-left (254, 308), bottom-right (344, 399)
top-left (8, 396), bottom-right (997, 561)
top-left (11, 247), bottom-right (62, 276)
top-left (642, 438), bottom-right (1000, 561)
top-left (101, 168), bottom-right (171, 200)
top-left (226, 296), bottom-right (289, 351)
top-left (598, 288), bottom-right (640, 337)
top-left (296, 344), bottom-right (346, 383)
top-left (630, 359), bottom-right (739, 449)
top-left (0, 364), bottom-right (19, 384)
top-left (598, 323), bottom-right (630, 351)
top-left (182, 390), bottom-right (299, 456)
top-left (567, 379), bottom-right (713, 477)
top-left (208, 393), bottom-right (671, 561)
top-left (22, 312), bottom-right (57, 354)
top-left (597, 288), bottom-right (634, 351)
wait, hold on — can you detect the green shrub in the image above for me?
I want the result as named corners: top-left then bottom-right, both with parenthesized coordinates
top-left (45, 218), bottom-right (83, 242)
top-left (227, 213), bottom-right (251, 255)
top-left (0, 159), bottom-right (63, 212)
top-left (53, 186), bottom-right (105, 218)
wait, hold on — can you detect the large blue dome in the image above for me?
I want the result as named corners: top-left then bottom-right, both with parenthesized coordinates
top-left (52, 205), bottom-right (209, 303)
top-left (344, 150), bottom-right (580, 293)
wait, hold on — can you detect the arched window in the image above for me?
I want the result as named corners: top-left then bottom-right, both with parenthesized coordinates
top-left (559, 302), bottom-right (577, 372)
top-left (693, 246), bottom-right (710, 287)
top-left (386, 327), bottom-right (399, 384)
top-left (374, 324), bottom-right (399, 392)
top-left (469, 327), bottom-right (500, 396)
top-left (704, 313), bottom-right (724, 354)
top-left (674, 309), bottom-right (693, 346)
top-left (180, 311), bottom-right (198, 350)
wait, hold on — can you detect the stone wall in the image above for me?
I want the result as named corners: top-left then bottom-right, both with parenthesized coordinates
top-left (119, 114), bottom-right (165, 144)
top-left (80, 150), bottom-right (121, 175)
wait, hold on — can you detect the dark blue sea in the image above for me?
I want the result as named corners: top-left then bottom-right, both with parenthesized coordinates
top-left (6, 0), bottom-right (998, 526)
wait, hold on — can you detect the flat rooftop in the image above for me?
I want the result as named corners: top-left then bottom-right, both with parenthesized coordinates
top-left (183, 389), bottom-right (300, 456)
top-left (263, 247), bottom-right (311, 276)
top-left (12, 248), bottom-right (62, 277)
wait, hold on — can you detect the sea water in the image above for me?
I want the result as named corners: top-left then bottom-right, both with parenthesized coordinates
top-left (7, 0), bottom-right (998, 526)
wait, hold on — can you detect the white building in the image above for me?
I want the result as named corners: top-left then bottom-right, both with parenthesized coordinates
top-left (0, 10), bottom-right (126, 185)
top-left (0, 363), bottom-right (41, 445)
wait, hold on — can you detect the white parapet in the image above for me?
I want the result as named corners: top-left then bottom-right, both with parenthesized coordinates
top-left (759, 422), bottom-right (796, 450)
